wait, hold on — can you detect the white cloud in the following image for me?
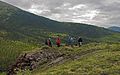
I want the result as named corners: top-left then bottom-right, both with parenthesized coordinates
top-left (72, 18), bottom-right (88, 23)
top-left (81, 10), bottom-right (99, 20)
top-left (69, 4), bottom-right (87, 10)
top-left (49, 14), bottom-right (61, 20)
top-left (63, 3), bottom-right (71, 7)
top-left (28, 4), bottom-right (51, 15)
top-left (55, 2), bottom-right (71, 10)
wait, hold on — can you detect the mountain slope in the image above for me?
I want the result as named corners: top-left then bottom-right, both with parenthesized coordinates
top-left (0, 1), bottom-right (117, 44)
top-left (108, 26), bottom-right (120, 32)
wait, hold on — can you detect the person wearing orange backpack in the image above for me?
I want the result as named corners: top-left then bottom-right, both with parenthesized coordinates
top-left (56, 37), bottom-right (61, 47)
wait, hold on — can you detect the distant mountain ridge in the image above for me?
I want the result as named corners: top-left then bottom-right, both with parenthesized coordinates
top-left (108, 26), bottom-right (120, 32)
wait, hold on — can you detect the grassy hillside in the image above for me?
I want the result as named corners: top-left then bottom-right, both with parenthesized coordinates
top-left (0, 39), bottom-right (37, 69)
top-left (99, 33), bottom-right (120, 43)
top-left (0, 43), bottom-right (119, 75)
top-left (31, 43), bottom-right (120, 75)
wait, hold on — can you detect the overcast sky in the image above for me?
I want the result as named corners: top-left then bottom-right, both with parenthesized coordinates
top-left (1, 0), bottom-right (120, 28)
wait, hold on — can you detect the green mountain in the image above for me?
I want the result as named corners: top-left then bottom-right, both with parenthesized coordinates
top-left (108, 26), bottom-right (120, 32)
top-left (0, 1), bottom-right (118, 45)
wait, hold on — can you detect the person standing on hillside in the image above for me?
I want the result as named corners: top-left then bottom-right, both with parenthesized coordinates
top-left (56, 37), bottom-right (61, 47)
top-left (48, 38), bottom-right (52, 47)
top-left (78, 37), bottom-right (83, 47)
top-left (67, 36), bottom-right (74, 47)
top-left (70, 37), bottom-right (74, 47)
top-left (67, 36), bottom-right (71, 46)
top-left (74, 37), bottom-right (78, 46)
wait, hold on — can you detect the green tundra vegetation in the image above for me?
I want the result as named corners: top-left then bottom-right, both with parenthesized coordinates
top-left (17, 43), bottom-right (120, 75)
top-left (0, 1), bottom-right (120, 75)
top-left (0, 39), bottom-right (37, 69)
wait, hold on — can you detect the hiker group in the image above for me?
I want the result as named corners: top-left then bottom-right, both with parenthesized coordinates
top-left (45, 36), bottom-right (83, 47)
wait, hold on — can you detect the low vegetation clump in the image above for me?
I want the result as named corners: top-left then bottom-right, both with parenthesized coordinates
top-left (0, 39), bottom-right (37, 69)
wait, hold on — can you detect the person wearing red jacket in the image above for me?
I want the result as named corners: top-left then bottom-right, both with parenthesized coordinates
top-left (56, 37), bottom-right (61, 47)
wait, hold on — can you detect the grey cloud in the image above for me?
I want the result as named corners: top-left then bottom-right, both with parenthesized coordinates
top-left (1, 0), bottom-right (33, 9)
top-left (0, 0), bottom-right (120, 27)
